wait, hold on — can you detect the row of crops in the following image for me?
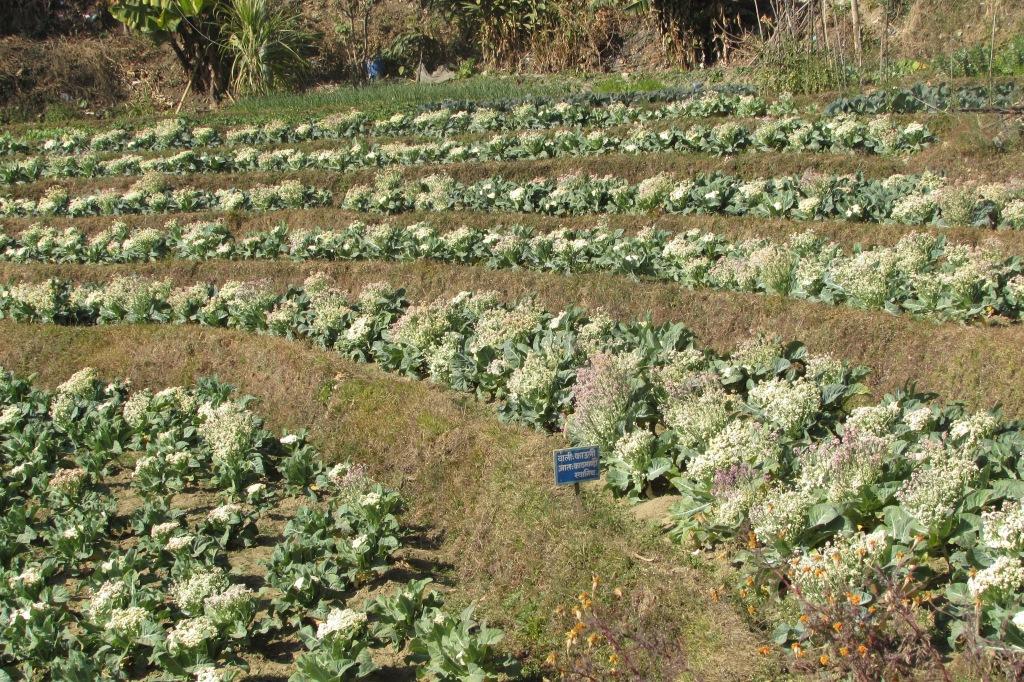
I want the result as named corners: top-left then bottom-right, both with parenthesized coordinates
top-left (0, 365), bottom-right (511, 680)
top-left (419, 81), bottom-right (1021, 116)
top-left (6, 170), bottom-right (1022, 232)
top-left (1, 276), bottom-right (1023, 669)
top-left (0, 92), bottom-right (796, 158)
top-left (0, 117), bottom-right (935, 185)
top-left (823, 81), bottom-right (1023, 115)
top-left (2, 218), bottom-right (1022, 323)
top-left (3, 79), bottom-right (1016, 159)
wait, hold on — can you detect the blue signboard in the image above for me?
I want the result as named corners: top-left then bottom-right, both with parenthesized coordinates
top-left (553, 446), bottom-right (600, 486)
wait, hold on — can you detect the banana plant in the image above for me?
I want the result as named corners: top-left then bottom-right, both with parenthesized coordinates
top-left (108, 0), bottom-right (229, 99)
top-left (108, 0), bottom-right (211, 35)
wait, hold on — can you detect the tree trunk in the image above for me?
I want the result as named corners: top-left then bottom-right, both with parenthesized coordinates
top-left (850, 0), bottom-right (863, 70)
top-left (167, 35), bottom-right (194, 79)
top-left (819, 0), bottom-right (830, 55)
top-left (363, 12), bottom-right (370, 65)
top-left (880, 1), bottom-right (890, 79)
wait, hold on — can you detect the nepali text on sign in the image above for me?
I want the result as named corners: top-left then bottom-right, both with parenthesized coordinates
top-left (553, 446), bottom-right (600, 486)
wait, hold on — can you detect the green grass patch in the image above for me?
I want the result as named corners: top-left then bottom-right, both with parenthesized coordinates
top-left (590, 74), bottom-right (667, 94)
top-left (219, 75), bottom-right (581, 123)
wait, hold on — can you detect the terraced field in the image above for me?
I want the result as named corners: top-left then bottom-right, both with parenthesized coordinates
top-left (3, 79), bottom-right (1024, 680)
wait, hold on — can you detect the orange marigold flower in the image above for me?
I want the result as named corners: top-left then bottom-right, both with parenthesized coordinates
top-left (833, 622), bottom-right (843, 632)
top-left (758, 646), bottom-right (772, 656)
top-left (839, 646), bottom-right (850, 657)
top-left (819, 655), bottom-right (830, 666)
top-left (857, 644), bottom-right (868, 657)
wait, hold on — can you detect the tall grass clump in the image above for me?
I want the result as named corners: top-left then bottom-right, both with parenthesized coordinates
top-left (222, 0), bottom-right (311, 97)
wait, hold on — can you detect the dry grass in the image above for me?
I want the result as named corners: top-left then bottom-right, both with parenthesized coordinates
top-left (0, 35), bottom-right (188, 123)
top-left (0, 320), bottom-right (779, 680)
top-left (898, 0), bottom-right (1024, 59)
top-left (0, 37), bottom-right (122, 120)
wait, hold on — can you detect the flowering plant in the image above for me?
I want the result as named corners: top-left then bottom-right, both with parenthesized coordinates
top-left (199, 503), bottom-right (259, 549)
top-left (277, 431), bottom-right (324, 491)
top-left (292, 608), bottom-right (377, 681)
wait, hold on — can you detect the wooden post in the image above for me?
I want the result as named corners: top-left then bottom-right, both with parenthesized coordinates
top-left (174, 73), bottom-right (193, 115)
top-left (850, 0), bottom-right (864, 72)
